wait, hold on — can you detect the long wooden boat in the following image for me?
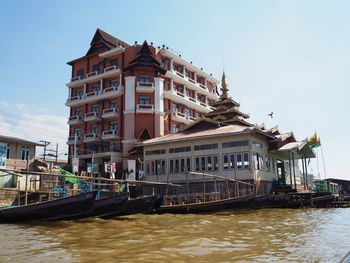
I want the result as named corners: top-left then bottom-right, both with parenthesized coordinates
top-left (62, 192), bottom-right (130, 220)
top-left (0, 192), bottom-right (96, 223)
top-left (251, 194), bottom-right (290, 209)
top-left (103, 195), bottom-right (160, 217)
top-left (156, 194), bottom-right (256, 214)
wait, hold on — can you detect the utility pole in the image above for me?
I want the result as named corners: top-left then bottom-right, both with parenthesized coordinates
top-left (39, 140), bottom-right (50, 161)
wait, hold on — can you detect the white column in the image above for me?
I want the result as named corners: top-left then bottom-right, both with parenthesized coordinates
top-left (170, 79), bottom-right (174, 93)
top-left (195, 91), bottom-right (198, 102)
top-left (183, 65), bottom-right (186, 76)
top-left (83, 84), bottom-right (87, 95)
top-left (204, 78), bottom-right (208, 88)
top-left (154, 78), bottom-right (164, 113)
top-left (205, 96), bottom-right (208, 105)
top-left (124, 76), bottom-right (136, 113)
top-left (68, 88), bottom-right (72, 98)
top-left (100, 79), bottom-right (103, 93)
top-left (170, 59), bottom-right (174, 71)
top-left (194, 73), bottom-right (197, 83)
top-left (183, 85), bottom-right (187, 97)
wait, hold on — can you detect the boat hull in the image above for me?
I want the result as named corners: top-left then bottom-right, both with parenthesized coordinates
top-left (63, 192), bottom-right (130, 220)
top-left (156, 195), bottom-right (256, 214)
top-left (0, 192), bottom-right (96, 223)
top-left (104, 195), bottom-right (160, 217)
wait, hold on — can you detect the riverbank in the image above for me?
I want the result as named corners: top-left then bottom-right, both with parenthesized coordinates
top-left (0, 208), bottom-right (349, 262)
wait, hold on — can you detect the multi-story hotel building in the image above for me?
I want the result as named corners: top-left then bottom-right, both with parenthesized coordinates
top-left (66, 29), bottom-right (220, 177)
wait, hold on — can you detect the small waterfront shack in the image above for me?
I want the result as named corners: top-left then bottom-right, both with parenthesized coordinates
top-left (142, 73), bottom-right (316, 195)
top-left (0, 134), bottom-right (41, 190)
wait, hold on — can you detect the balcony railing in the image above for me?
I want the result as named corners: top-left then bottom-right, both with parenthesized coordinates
top-left (138, 81), bottom-right (154, 87)
top-left (83, 133), bottom-right (99, 143)
top-left (84, 112), bottom-right (100, 122)
top-left (86, 90), bottom-right (100, 97)
top-left (103, 85), bottom-right (119, 94)
top-left (104, 65), bottom-right (118, 73)
top-left (67, 115), bottom-right (83, 125)
top-left (136, 104), bottom-right (154, 113)
top-left (86, 71), bottom-right (98, 78)
top-left (102, 108), bottom-right (119, 118)
top-left (67, 136), bottom-right (82, 145)
top-left (136, 82), bottom-right (155, 93)
top-left (71, 76), bottom-right (82, 82)
top-left (137, 104), bottom-right (154, 110)
top-left (102, 130), bottom-right (119, 140)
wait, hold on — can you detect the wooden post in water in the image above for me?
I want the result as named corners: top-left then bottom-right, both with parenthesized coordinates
top-left (24, 159), bottom-right (29, 205)
top-left (186, 173), bottom-right (190, 211)
top-left (288, 151), bottom-right (293, 188)
top-left (202, 172), bottom-right (205, 202)
top-left (17, 180), bottom-right (21, 206)
top-left (292, 152), bottom-right (297, 190)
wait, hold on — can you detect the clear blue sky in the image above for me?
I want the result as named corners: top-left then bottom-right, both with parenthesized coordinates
top-left (0, 0), bottom-right (349, 179)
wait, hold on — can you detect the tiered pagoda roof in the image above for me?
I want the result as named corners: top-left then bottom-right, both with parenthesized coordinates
top-left (203, 71), bottom-right (252, 127)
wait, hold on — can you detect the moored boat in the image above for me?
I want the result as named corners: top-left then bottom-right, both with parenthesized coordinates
top-left (102, 195), bottom-right (160, 217)
top-left (156, 194), bottom-right (256, 214)
top-left (62, 192), bottom-right (130, 220)
top-left (0, 192), bottom-right (96, 223)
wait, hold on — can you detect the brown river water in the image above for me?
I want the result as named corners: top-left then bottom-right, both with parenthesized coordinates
top-left (0, 208), bottom-right (349, 263)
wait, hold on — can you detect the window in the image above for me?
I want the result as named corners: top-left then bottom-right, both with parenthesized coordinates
top-left (109, 122), bottom-right (117, 131)
top-left (258, 154), bottom-right (264, 170)
top-left (195, 157), bottom-right (200, 171)
top-left (201, 157), bottom-right (206, 171)
top-left (161, 160), bottom-right (166, 174)
top-left (77, 89), bottom-right (83, 98)
top-left (214, 156), bottom-right (219, 170)
top-left (109, 143), bottom-right (119, 152)
top-left (92, 104), bottom-right (99, 113)
top-left (236, 153), bottom-right (243, 169)
top-left (169, 146), bottom-right (191, 153)
top-left (145, 149), bottom-right (166, 156)
top-left (175, 159), bottom-right (179, 173)
top-left (110, 59), bottom-right (118, 67)
top-left (172, 104), bottom-right (178, 113)
top-left (77, 69), bottom-right (84, 79)
top-left (230, 154), bottom-right (235, 169)
top-left (6, 144), bottom-right (10, 159)
top-left (253, 141), bottom-right (263, 149)
top-left (172, 124), bottom-right (179, 133)
top-left (194, 143), bottom-right (218, 151)
top-left (92, 64), bottom-right (100, 73)
top-left (243, 153), bottom-right (250, 169)
top-left (110, 100), bottom-right (118, 109)
top-left (185, 89), bottom-right (190, 97)
top-left (93, 84), bottom-right (100, 93)
top-left (21, 146), bottom-right (30, 161)
top-left (180, 159), bottom-right (185, 173)
top-left (207, 156), bottom-right (212, 171)
top-left (186, 158), bottom-right (191, 172)
top-left (222, 140), bottom-right (249, 148)
top-left (223, 154), bottom-right (229, 170)
top-left (254, 153), bottom-right (259, 170)
top-left (266, 156), bottom-right (270, 171)
top-left (111, 79), bottom-right (119, 88)
top-left (139, 74), bottom-right (151, 83)
top-left (184, 109), bottom-right (190, 119)
top-left (172, 83), bottom-right (177, 92)
top-left (170, 159), bottom-right (174, 173)
top-left (75, 108), bottom-right (82, 117)
top-left (139, 96), bottom-right (151, 105)
top-left (74, 128), bottom-right (81, 137)
top-left (91, 125), bottom-right (99, 134)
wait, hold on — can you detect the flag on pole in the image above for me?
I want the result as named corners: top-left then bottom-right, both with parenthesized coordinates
top-left (308, 133), bottom-right (321, 148)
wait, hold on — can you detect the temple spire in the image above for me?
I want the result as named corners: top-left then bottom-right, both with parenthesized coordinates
top-left (220, 70), bottom-right (229, 100)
